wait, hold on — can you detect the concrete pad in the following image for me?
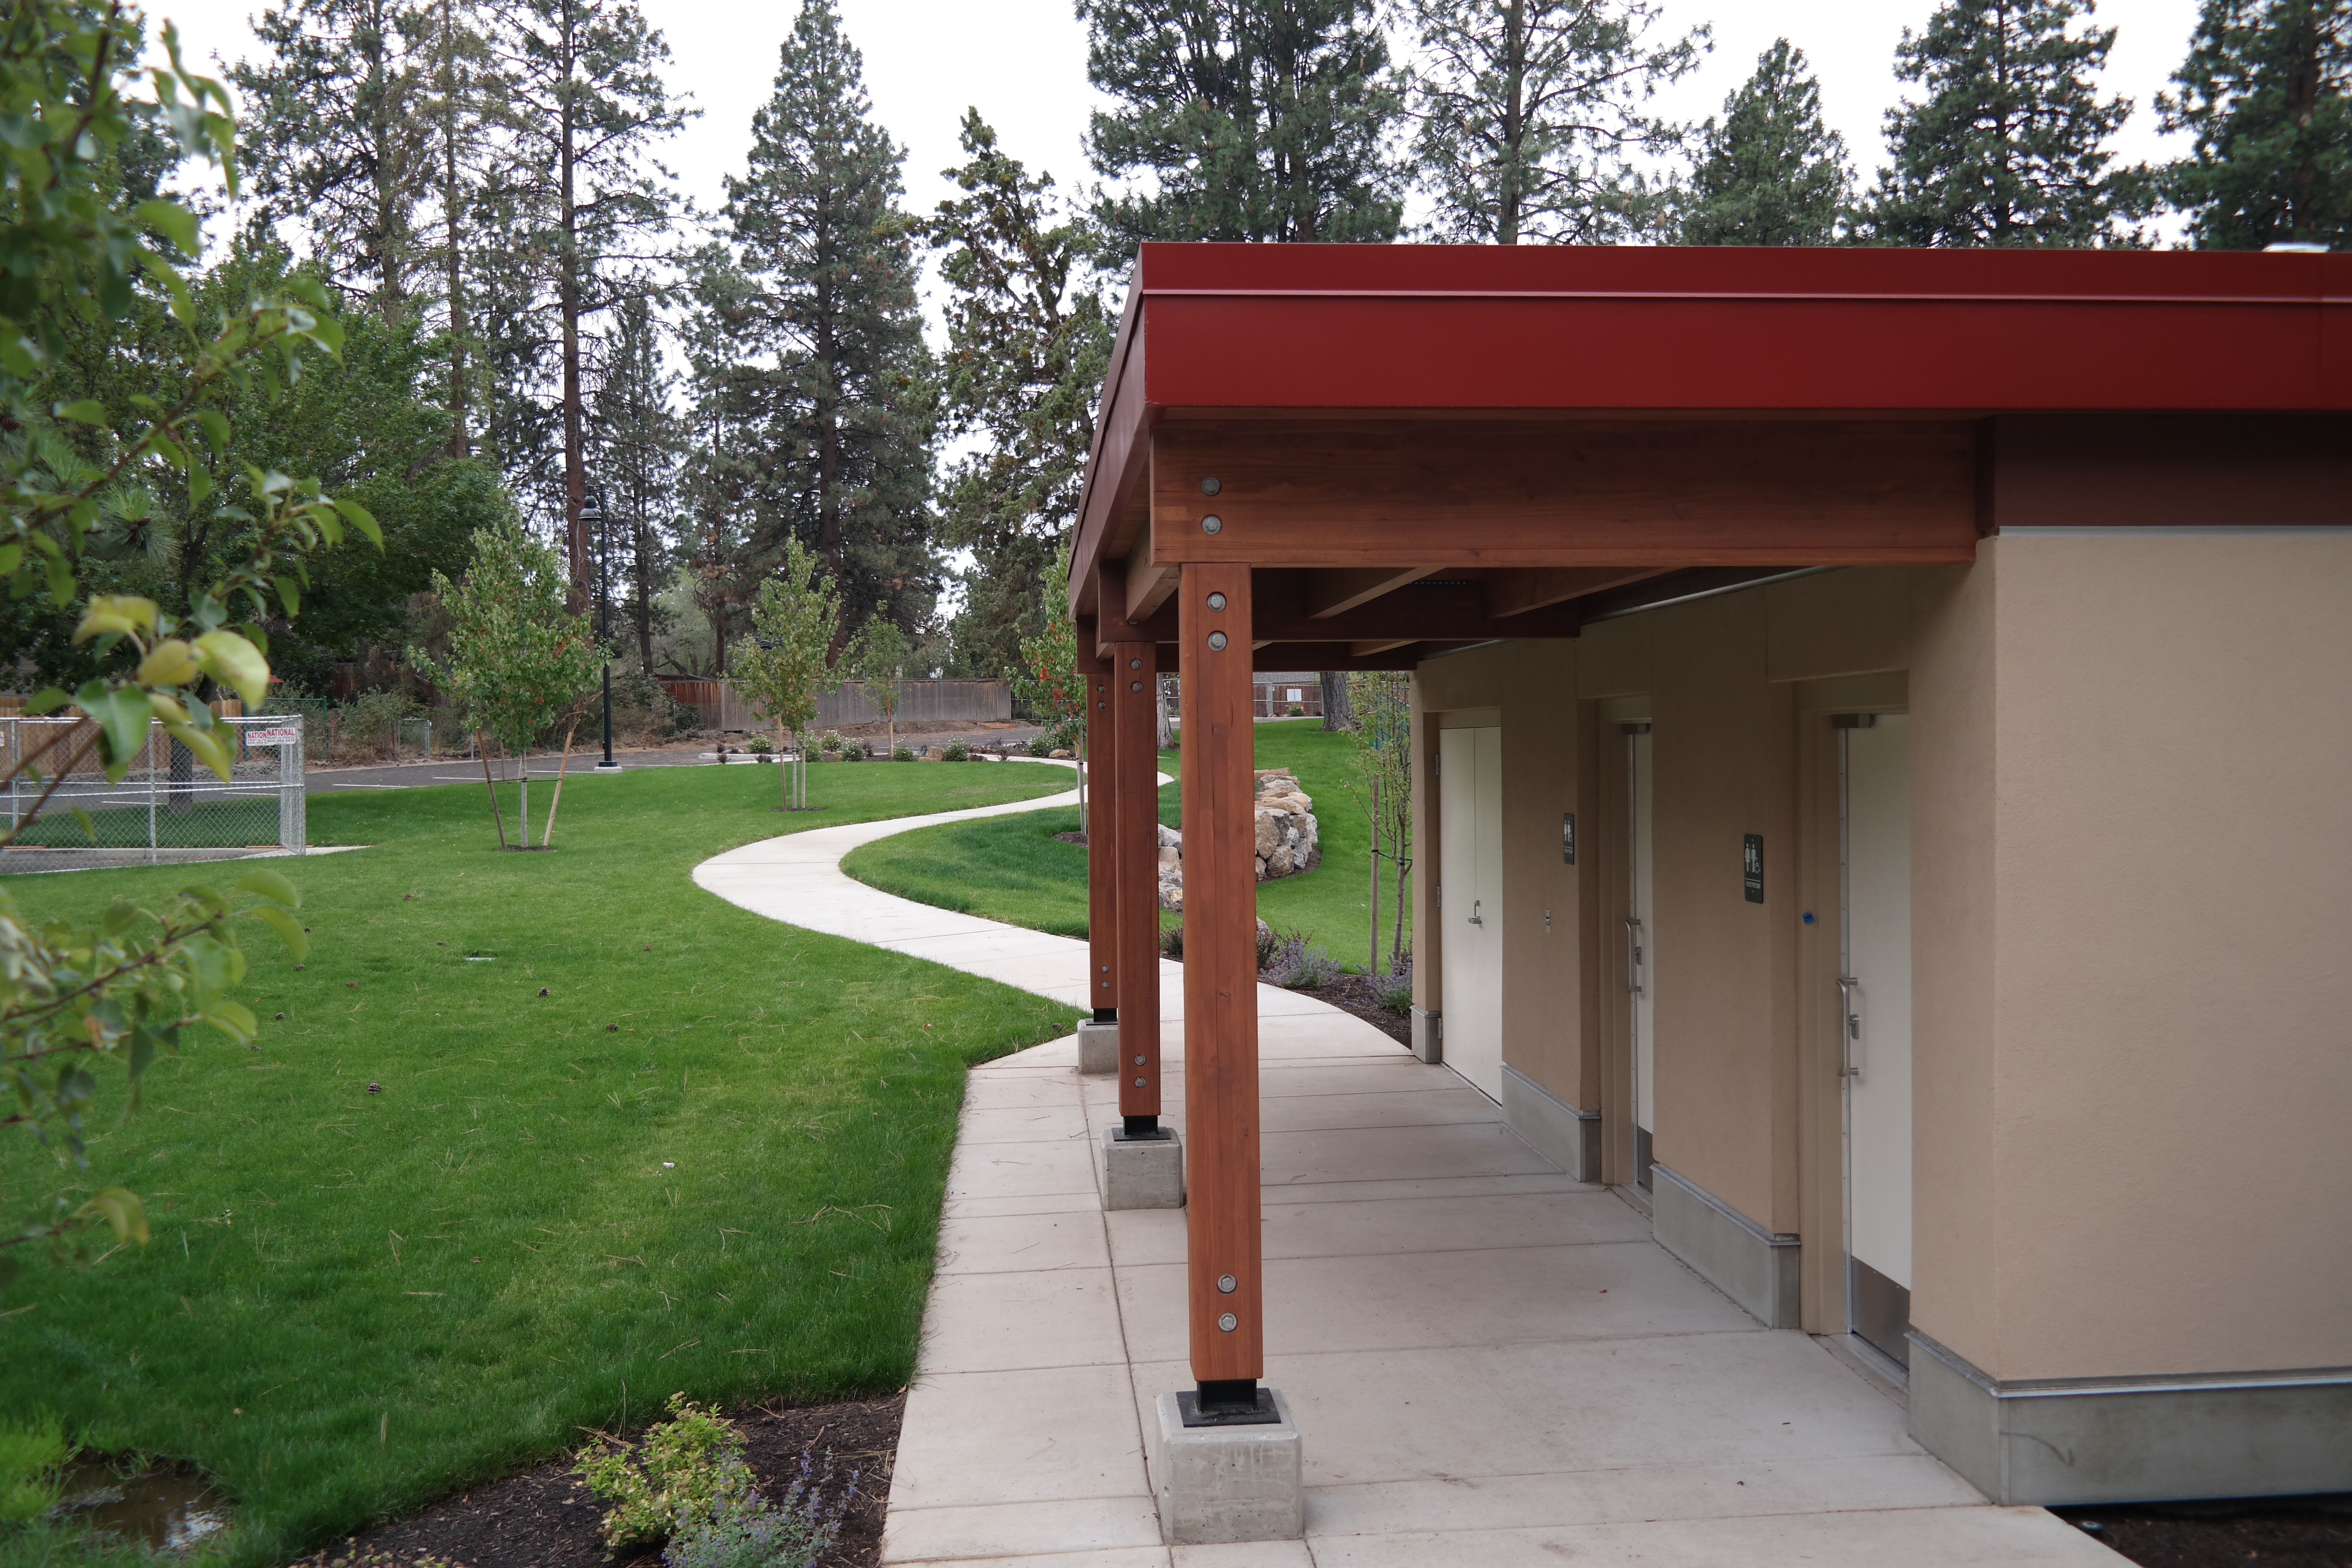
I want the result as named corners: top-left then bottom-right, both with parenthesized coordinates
top-left (1261, 1122), bottom-right (1561, 1186)
top-left (1258, 1086), bottom-right (1521, 1133)
top-left (962, 1075), bottom-right (1084, 1111)
top-left (958, 1106), bottom-right (1093, 1144)
top-left (936, 1211), bottom-right (1111, 1275)
top-left (880, 1498), bottom-right (1166, 1564)
top-left (948, 1138), bottom-right (1099, 1203)
top-left (1170, 1543), bottom-right (1313, 1568)
top-left (1149, 1389), bottom-right (1304, 1545)
top-left (1254, 1172), bottom-right (1596, 1206)
top-left (1257, 1061), bottom-right (1435, 1099)
top-left (1254, 1190), bottom-right (1650, 1259)
top-left (941, 1190), bottom-right (1101, 1221)
top-left (1078, 1020), bottom-right (1119, 1075)
top-left (890, 1364), bottom-right (1147, 1510)
top-left (1304, 1505), bottom-right (2124, 1567)
top-left (1102, 1127), bottom-right (1185, 1210)
top-left (919, 1267), bottom-right (1127, 1372)
top-left (1116, 1242), bottom-right (1759, 1362)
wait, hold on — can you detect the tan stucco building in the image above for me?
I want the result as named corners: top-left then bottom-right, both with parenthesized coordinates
top-left (1069, 243), bottom-right (2351, 1506)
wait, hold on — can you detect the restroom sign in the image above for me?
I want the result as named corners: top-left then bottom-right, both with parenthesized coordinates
top-left (1743, 834), bottom-right (1764, 903)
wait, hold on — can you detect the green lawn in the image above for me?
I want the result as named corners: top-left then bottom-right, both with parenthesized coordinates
top-left (0, 759), bottom-right (1072, 1566)
top-left (842, 720), bottom-right (1412, 973)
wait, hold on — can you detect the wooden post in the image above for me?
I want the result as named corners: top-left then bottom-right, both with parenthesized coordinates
top-left (1085, 649), bottom-right (1119, 1024)
top-left (1179, 564), bottom-right (1262, 1403)
top-left (1112, 641), bottom-right (1162, 1130)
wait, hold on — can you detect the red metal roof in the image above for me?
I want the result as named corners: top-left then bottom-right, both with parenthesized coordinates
top-left (1069, 243), bottom-right (2351, 613)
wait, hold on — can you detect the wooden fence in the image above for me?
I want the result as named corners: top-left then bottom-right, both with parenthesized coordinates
top-left (655, 678), bottom-right (1012, 732)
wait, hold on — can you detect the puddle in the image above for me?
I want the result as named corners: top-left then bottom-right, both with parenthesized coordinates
top-left (53, 1459), bottom-right (229, 1550)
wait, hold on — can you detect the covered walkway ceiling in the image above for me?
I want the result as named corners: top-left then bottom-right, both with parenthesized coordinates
top-left (1067, 243), bottom-right (2350, 668)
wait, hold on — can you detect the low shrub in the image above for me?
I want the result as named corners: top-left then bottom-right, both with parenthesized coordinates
top-left (578, 1394), bottom-right (754, 1550)
top-left (662, 1452), bottom-right (854, 1568)
top-left (1370, 959), bottom-right (1414, 1015)
top-left (1025, 736), bottom-right (1054, 757)
top-left (1265, 929), bottom-right (1341, 989)
top-left (819, 730), bottom-right (844, 752)
top-left (747, 735), bottom-right (774, 755)
top-left (891, 744), bottom-right (915, 762)
top-left (1285, 703), bottom-right (1305, 717)
top-left (941, 741), bottom-right (970, 761)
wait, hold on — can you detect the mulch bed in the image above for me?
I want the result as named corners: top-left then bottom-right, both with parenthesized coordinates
top-left (291, 1394), bottom-right (901, 1568)
top-left (2049, 1498), bottom-right (2352, 1567)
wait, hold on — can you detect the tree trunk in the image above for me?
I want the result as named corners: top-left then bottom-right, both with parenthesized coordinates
top-left (1319, 670), bottom-right (1353, 730)
top-left (442, 0), bottom-right (468, 459)
top-left (558, 0), bottom-right (588, 611)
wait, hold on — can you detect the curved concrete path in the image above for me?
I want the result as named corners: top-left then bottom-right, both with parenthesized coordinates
top-left (693, 770), bottom-right (2116, 1568)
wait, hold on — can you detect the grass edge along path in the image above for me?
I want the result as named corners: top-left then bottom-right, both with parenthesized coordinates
top-left (0, 760), bottom-right (1073, 1567)
top-left (842, 720), bottom-right (1411, 972)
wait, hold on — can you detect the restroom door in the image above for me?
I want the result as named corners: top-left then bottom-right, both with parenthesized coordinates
top-left (1626, 726), bottom-right (1655, 1191)
top-left (1841, 714), bottom-right (1913, 1366)
top-left (1439, 727), bottom-right (1504, 1101)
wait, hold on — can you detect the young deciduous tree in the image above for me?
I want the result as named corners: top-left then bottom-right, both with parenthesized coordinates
top-left (1082, 0), bottom-right (1407, 251)
top-left (920, 112), bottom-right (1113, 680)
top-left (728, 539), bottom-right (840, 809)
top-left (1, 2), bottom-right (378, 1277)
top-left (1859, 0), bottom-right (2155, 247)
top-left (1011, 547), bottom-right (1085, 757)
top-left (688, 0), bottom-right (937, 630)
top-left (1345, 671), bottom-right (1412, 975)
top-left (417, 518), bottom-right (608, 845)
top-left (843, 605), bottom-right (912, 760)
top-left (1679, 39), bottom-right (1852, 245)
top-left (1404, 0), bottom-right (1708, 244)
top-left (2160, 0), bottom-right (2351, 249)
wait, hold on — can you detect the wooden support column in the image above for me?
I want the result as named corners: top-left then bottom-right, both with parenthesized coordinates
top-left (1178, 564), bottom-right (1263, 1401)
top-left (1085, 658), bottom-right (1119, 1023)
top-left (1112, 641), bottom-right (1162, 1127)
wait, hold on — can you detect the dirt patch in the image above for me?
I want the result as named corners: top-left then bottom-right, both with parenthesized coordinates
top-left (291, 1394), bottom-right (900, 1568)
top-left (2049, 1498), bottom-right (2352, 1567)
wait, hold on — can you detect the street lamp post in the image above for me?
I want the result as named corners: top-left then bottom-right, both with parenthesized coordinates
top-left (585, 492), bottom-right (622, 774)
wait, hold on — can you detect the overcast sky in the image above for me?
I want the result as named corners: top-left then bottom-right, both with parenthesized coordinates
top-left (155, 0), bottom-right (2205, 269)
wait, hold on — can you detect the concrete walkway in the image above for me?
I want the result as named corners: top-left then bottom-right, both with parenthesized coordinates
top-left (692, 770), bottom-right (2118, 1568)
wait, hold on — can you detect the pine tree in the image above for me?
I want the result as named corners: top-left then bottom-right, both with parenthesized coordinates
top-left (1860, 0), bottom-right (2154, 247)
top-left (2160, 0), bottom-right (2350, 248)
top-left (1679, 40), bottom-right (1851, 245)
top-left (693, 0), bottom-right (937, 638)
top-left (1083, 0), bottom-right (1406, 251)
top-left (586, 291), bottom-right (680, 671)
top-left (919, 111), bottom-right (1114, 681)
top-left (1405, 0), bottom-right (1707, 244)
top-left (482, 0), bottom-right (690, 600)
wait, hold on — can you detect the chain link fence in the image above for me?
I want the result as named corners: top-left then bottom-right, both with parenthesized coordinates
top-left (0, 715), bottom-right (306, 875)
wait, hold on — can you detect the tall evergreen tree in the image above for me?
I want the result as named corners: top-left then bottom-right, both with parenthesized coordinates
top-left (233, 0), bottom-right (441, 320)
top-left (689, 0), bottom-right (937, 640)
top-left (587, 290), bottom-right (680, 670)
top-left (1404, 0), bottom-right (1707, 244)
top-left (919, 112), bottom-right (1114, 680)
top-left (2160, 0), bottom-right (2350, 248)
top-left (1082, 0), bottom-right (1406, 251)
top-left (1859, 0), bottom-right (2154, 247)
top-left (482, 0), bottom-right (690, 600)
top-left (1679, 40), bottom-right (1850, 245)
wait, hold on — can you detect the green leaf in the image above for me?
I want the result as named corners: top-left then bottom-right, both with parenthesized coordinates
top-left (23, 687), bottom-right (69, 716)
top-left (135, 198), bottom-right (199, 257)
top-left (53, 398), bottom-right (106, 424)
top-left (195, 408), bottom-right (230, 453)
top-left (188, 464), bottom-right (212, 508)
top-left (69, 805), bottom-right (96, 843)
top-left (82, 1188), bottom-right (150, 1246)
top-left (331, 496), bottom-right (383, 546)
top-left (76, 685), bottom-right (153, 780)
top-left (202, 1001), bottom-right (257, 1045)
top-left (0, 544), bottom-right (22, 577)
top-left (163, 720), bottom-right (230, 781)
top-left (234, 867), bottom-right (299, 908)
top-left (273, 575), bottom-right (300, 616)
top-left (193, 630), bottom-right (268, 707)
top-left (250, 904), bottom-right (306, 962)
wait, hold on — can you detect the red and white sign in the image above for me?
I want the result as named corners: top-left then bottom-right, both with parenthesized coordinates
top-left (244, 725), bottom-right (302, 746)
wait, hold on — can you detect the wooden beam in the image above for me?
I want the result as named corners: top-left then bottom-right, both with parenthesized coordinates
top-left (1305, 566), bottom-right (1432, 619)
top-left (1123, 573), bottom-right (1579, 645)
top-left (1150, 420), bottom-right (1980, 569)
top-left (1111, 643), bottom-right (1161, 1124)
top-left (1486, 566), bottom-right (1668, 618)
top-left (1125, 531), bottom-right (1180, 627)
top-left (1179, 563), bottom-right (1263, 1390)
top-left (1351, 638), bottom-right (1420, 657)
top-left (1085, 659), bottom-right (1118, 1021)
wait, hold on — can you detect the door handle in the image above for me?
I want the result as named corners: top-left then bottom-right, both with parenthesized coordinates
top-left (1835, 976), bottom-right (1862, 1077)
top-left (1468, 899), bottom-right (1483, 926)
top-left (1623, 916), bottom-right (1644, 994)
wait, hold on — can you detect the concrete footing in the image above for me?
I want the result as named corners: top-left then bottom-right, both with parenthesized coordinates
top-left (1412, 1007), bottom-right (1442, 1064)
top-left (1101, 1126), bottom-right (1184, 1209)
top-left (1650, 1161), bottom-right (1800, 1328)
top-left (1149, 1388), bottom-right (1303, 1545)
top-left (1501, 1063), bottom-right (1601, 1183)
top-left (1076, 1019), bottom-right (1118, 1076)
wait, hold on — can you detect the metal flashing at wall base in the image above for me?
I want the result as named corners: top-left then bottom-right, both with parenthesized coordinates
top-left (1500, 1064), bottom-right (1601, 1182)
top-left (1412, 1008), bottom-right (1442, 1065)
top-left (1908, 1332), bottom-right (2352, 1505)
top-left (1649, 1163), bottom-right (1800, 1328)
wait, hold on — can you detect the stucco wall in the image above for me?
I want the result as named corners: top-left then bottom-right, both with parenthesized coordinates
top-left (1966, 533), bottom-right (2352, 1379)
